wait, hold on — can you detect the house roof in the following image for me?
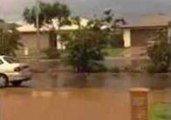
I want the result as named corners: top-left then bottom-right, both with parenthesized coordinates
top-left (17, 18), bottom-right (89, 33)
top-left (17, 24), bottom-right (49, 33)
top-left (122, 15), bottom-right (171, 29)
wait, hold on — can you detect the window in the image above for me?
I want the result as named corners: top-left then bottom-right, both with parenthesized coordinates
top-left (3, 57), bottom-right (19, 64)
top-left (0, 59), bottom-right (3, 65)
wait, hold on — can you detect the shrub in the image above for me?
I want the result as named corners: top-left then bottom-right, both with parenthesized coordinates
top-left (107, 33), bottom-right (124, 48)
top-left (109, 66), bottom-right (120, 73)
top-left (64, 9), bottom-right (124, 73)
top-left (147, 30), bottom-right (171, 73)
top-left (145, 61), bottom-right (171, 73)
top-left (89, 62), bottom-right (108, 73)
top-left (65, 30), bottom-right (107, 73)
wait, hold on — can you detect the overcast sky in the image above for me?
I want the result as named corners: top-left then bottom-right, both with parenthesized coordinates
top-left (1, 0), bottom-right (171, 22)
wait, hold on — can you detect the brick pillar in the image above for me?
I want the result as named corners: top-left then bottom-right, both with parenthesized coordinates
top-left (130, 88), bottom-right (149, 120)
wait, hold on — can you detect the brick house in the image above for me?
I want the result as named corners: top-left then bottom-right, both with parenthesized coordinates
top-left (16, 19), bottom-right (88, 56)
top-left (122, 15), bottom-right (171, 47)
top-left (17, 24), bottom-right (50, 55)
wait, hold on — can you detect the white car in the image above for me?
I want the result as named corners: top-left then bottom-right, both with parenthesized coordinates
top-left (0, 56), bottom-right (32, 87)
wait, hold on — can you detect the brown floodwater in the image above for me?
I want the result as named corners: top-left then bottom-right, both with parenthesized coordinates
top-left (1, 72), bottom-right (171, 120)
top-left (30, 72), bottom-right (171, 90)
top-left (0, 88), bottom-right (169, 120)
top-left (0, 89), bottom-right (131, 120)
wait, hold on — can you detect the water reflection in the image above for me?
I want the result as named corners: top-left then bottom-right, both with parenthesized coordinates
top-left (31, 91), bottom-right (54, 98)
top-left (32, 72), bottom-right (171, 91)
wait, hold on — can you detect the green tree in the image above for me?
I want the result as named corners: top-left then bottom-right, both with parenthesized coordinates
top-left (65, 30), bottom-right (107, 72)
top-left (147, 29), bottom-right (171, 73)
top-left (65, 10), bottom-right (123, 73)
top-left (23, 1), bottom-right (70, 28)
top-left (71, 16), bottom-right (82, 29)
top-left (88, 9), bottom-right (124, 48)
top-left (0, 25), bottom-right (22, 56)
top-left (23, 1), bottom-right (71, 49)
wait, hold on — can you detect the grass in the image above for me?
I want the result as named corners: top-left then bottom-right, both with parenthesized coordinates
top-left (150, 103), bottom-right (171, 120)
top-left (104, 48), bottom-right (124, 57)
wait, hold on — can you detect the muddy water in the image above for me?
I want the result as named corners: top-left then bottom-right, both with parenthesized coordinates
top-left (0, 89), bottom-right (131, 120)
top-left (1, 73), bottom-right (171, 120)
top-left (0, 88), bottom-right (169, 120)
top-left (31, 73), bottom-right (171, 90)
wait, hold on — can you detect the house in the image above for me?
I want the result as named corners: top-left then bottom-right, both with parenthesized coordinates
top-left (16, 18), bottom-right (88, 56)
top-left (122, 15), bottom-right (171, 47)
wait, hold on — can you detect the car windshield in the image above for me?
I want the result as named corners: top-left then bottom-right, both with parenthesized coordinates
top-left (3, 57), bottom-right (19, 64)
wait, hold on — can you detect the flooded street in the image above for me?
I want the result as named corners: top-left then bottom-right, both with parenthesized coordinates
top-left (0, 72), bottom-right (171, 120)
top-left (29, 72), bottom-right (171, 90)
top-left (0, 89), bottom-right (131, 120)
top-left (24, 60), bottom-right (171, 90)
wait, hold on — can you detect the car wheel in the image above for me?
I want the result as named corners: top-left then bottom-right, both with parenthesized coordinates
top-left (12, 81), bottom-right (22, 87)
top-left (0, 74), bottom-right (9, 88)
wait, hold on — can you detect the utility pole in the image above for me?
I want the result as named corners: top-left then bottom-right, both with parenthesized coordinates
top-left (168, 21), bottom-right (171, 44)
top-left (36, 0), bottom-right (40, 52)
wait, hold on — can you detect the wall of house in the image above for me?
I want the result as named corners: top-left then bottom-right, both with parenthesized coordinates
top-left (19, 32), bottom-right (49, 56)
top-left (123, 27), bottom-right (168, 47)
top-left (131, 27), bottom-right (169, 47)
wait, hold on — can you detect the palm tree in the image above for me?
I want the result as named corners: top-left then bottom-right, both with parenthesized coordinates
top-left (23, 1), bottom-right (71, 50)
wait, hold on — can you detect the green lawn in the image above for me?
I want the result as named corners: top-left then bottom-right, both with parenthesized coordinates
top-left (104, 48), bottom-right (124, 57)
top-left (150, 103), bottom-right (171, 120)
